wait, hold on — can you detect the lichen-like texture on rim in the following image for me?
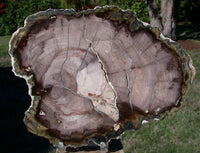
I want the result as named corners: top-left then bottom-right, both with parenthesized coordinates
top-left (9, 6), bottom-right (195, 147)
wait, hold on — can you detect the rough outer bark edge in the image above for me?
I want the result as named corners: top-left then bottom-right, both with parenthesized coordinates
top-left (8, 5), bottom-right (196, 147)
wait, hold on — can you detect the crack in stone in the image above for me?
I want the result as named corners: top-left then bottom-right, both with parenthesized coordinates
top-left (82, 15), bottom-right (119, 121)
top-left (126, 73), bottom-right (133, 112)
top-left (59, 25), bottom-right (78, 95)
top-left (76, 23), bottom-right (98, 75)
top-left (55, 15), bottom-right (120, 121)
top-left (76, 45), bottom-right (90, 74)
top-left (117, 38), bottom-right (135, 112)
top-left (82, 16), bottom-right (117, 97)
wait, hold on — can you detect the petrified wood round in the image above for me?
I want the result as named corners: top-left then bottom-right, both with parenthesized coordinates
top-left (9, 6), bottom-right (195, 147)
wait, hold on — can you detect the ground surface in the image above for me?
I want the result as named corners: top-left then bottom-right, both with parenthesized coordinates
top-left (0, 24), bottom-right (199, 153)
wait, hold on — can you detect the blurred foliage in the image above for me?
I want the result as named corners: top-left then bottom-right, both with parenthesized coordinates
top-left (0, 0), bottom-right (61, 36)
top-left (179, 0), bottom-right (200, 23)
top-left (96, 0), bottom-right (150, 22)
top-left (0, 0), bottom-right (200, 36)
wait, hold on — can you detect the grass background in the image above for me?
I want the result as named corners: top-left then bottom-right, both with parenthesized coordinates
top-left (0, 24), bottom-right (199, 152)
top-left (0, 35), bottom-right (10, 67)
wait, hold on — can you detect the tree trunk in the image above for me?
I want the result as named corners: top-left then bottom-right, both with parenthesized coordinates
top-left (161, 0), bottom-right (175, 39)
top-left (147, 0), bottom-right (179, 40)
top-left (146, 0), bottom-right (163, 30)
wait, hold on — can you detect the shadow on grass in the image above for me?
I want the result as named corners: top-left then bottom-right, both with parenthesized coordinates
top-left (0, 67), bottom-right (52, 153)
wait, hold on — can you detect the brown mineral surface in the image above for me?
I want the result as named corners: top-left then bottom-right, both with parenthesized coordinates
top-left (9, 6), bottom-right (195, 147)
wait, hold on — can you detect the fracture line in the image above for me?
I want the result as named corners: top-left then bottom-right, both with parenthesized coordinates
top-left (60, 25), bottom-right (69, 83)
top-left (76, 46), bottom-right (90, 73)
top-left (59, 25), bottom-right (78, 95)
top-left (126, 73), bottom-right (133, 111)
top-left (82, 15), bottom-right (119, 118)
top-left (118, 39), bottom-right (135, 111)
